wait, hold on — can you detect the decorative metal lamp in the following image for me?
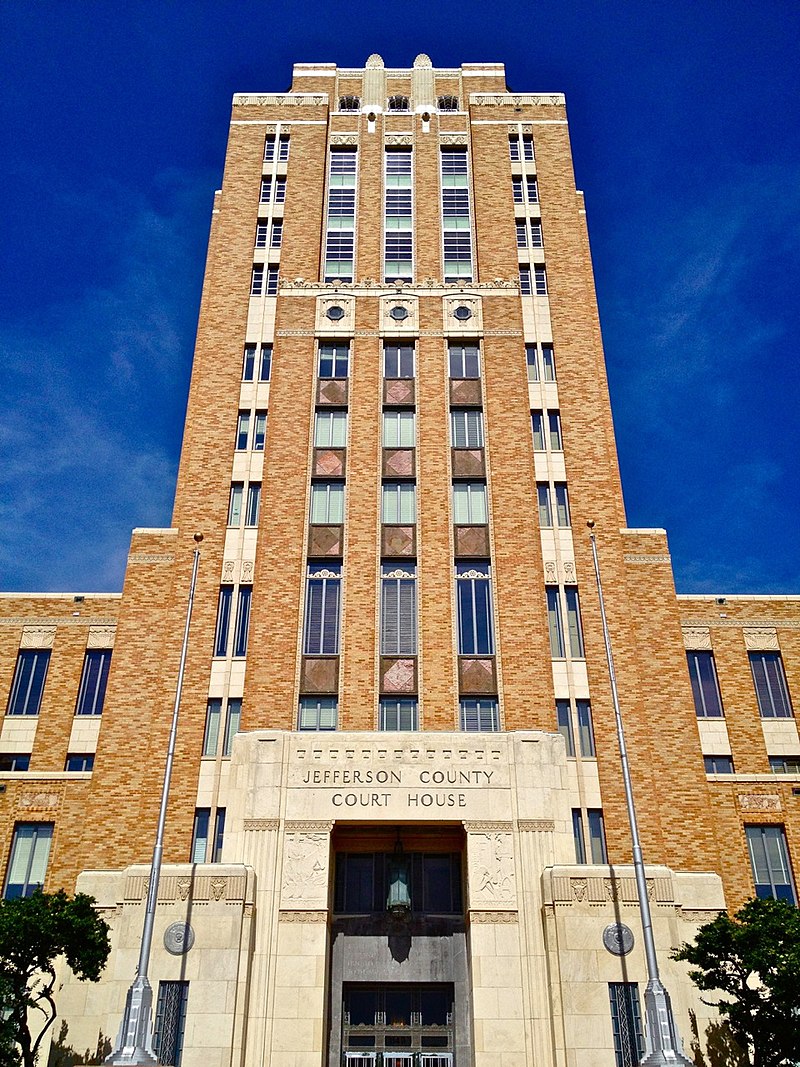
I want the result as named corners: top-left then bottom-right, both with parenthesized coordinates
top-left (386, 833), bottom-right (412, 917)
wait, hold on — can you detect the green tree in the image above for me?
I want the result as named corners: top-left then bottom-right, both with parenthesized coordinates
top-left (674, 897), bottom-right (800, 1067)
top-left (0, 891), bottom-right (110, 1067)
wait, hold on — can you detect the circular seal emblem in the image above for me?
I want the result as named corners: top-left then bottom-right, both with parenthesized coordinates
top-left (164, 922), bottom-right (195, 956)
top-left (603, 922), bottom-right (634, 956)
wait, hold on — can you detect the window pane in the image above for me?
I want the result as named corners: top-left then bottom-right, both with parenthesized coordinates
top-left (315, 411), bottom-right (347, 448)
top-left (531, 412), bottom-right (545, 450)
top-left (537, 484), bottom-right (552, 527)
top-left (233, 587), bottom-right (252, 657)
top-left (687, 652), bottom-right (724, 717)
top-left (8, 650), bottom-right (51, 716)
top-left (245, 483), bottom-right (261, 526)
top-left (448, 344), bottom-right (480, 379)
top-left (565, 587), bottom-right (584, 657)
top-left (548, 411), bottom-right (562, 449)
top-left (380, 698), bottom-right (418, 730)
top-left (746, 825), bottom-right (796, 904)
top-left (382, 483), bottom-right (416, 524)
top-left (242, 344), bottom-right (255, 380)
top-left (223, 699), bottom-right (242, 756)
top-left (228, 483), bottom-right (243, 526)
top-left (588, 810), bottom-right (607, 863)
top-left (4, 824), bottom-right (53, 899)
top-left (456, 564), bottom-right (494, 655)
top-left (609, 983), bottom-right (646, 1067)
top-left (191, 809), bottom-right (210, 863)
top-left (555, 484), bottom-right (570, 527)
top-left (541, 345), bottom-right (556, 380)
top-left (304, 566), bottom-right (341, 654)
top-left (381, 567), bottom-right (417, 655)
top-left (460, 698), bottom-right (499, 732)
top-left (75, 649), bottom-right (111, 716)
top-left (311, 483), bottom-right (345, 525)
top-left (572, 810), bottom-right (586, 864)
top-left (546, 588), bottom-right (564, 657)
top-left (453, 483), bottom-right (487, 525)
top-left (259, 345), bottom-right (272, 381)
top-left (577, 701), bottom-right (595, 757)
top-left (383, 411), bottom-right (415, 447)
top-left (299, 697), bottom-right (338, 731)
top-left (526, 345), bottom-right (539, 382)
top-left (750, 652), bottom-right (793, 718)
top-left (556, 700), bottom-right (575, 756)
top-left (203, 699), bottom-right (222, 756)
top-left (451, 410), bottom-right (483, 449)
top-left (214, 586), bottom-right (233, 657)
top-left (236, 411), bottom-right (250, 450)
top-left (384, 345), bottom-right (414, 379)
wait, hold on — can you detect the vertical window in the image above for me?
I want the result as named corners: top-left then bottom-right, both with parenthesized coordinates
top-left (270, 221), bottom-right (283, 248)
top-left (450, 409), bottom-right (484, 448)
top-left (555, 484), bottom-right (570, 527)
top-left (310, 482), bottom-right (345, 525)
top-left (516, 221), bottom-right (527, 248)
top-left (383, 344), bottom-right (414, 379)
top-left (325, 148), bottom-right (357, 282)
top-left (531, 411), bottom-right (545, 450)
top-left (259, 177), bottom-right (272, 203)
top-left (453, 482), bottom-right (487, 525)
top-left (242, 344), bottom-right (256, 380)
top-left (526, 345), bottom-right (539, 381)
top-left (746, 825), bottom-right (796, 903)
top-left (385, 148), bottom-right (413, 282)
top-left (223, 699), bottom-right (241, 757)
top-left (609, 983), bottom-right (645, 1067)
top-left (704, 755), bottom-right (734, 774)
top-left (266, 267), bottom-right (279, 295)
top-left (233, 586), bottom-right (252, 658)
top-left (65, 754), bottom-right (94, 772)
top-left (383, 410), bottom-right (416, 448)
top-left (530, 220), bottom-right (543, 248)
top-left (448, 343), bottom-right (480, 380)
top-left (519, 266), bottom-right (532, 295)
top-left (534, 265), bottom-right (548, 295)
top-left (154, 982), bottom-right (189, 1067)
top-left (318, 342), bottom-right (350, 379)
top-left (4, 824), bottom-right (53, 898)
top-left (548, 411), bottom-right (562, 449)
top-left (546, 588), bottom-right (564, 657)
top-left (203, 699), bottom-right (221, 757)
top-left (314, 410), bottom-right (347, 446)
top-left (565, 587), bottom-right (585, 657)
top-left (572, 810), bottom-right (586, 863)
top-left (191, 809), bottom-right (210, 862)
top-left (541, 345), bottom-right (556, 380)
top-left (6, 650), bottom-right (50, 716)
top-left (304, 565), bottom-right (341, 655)
top-left (380, 698), bottom-right (418, 730)
top-left (228, 483), bottom-right (243, 526)
top-left (278, 135), bottom-right (290, 161)
top-left (750, 652), bottom-right (793, 718)
top-left (460, 698), bottom-right (499, 732)
top-left (512, 177), bottom-right (523, 203)
top-left (275, 176), bottom-right (286, 203)
top-left (526, 176), bottom-right (539, 203)
top-left (537, 484), bottom-right (552, 527)
top-left (556, 701), bottom-right (575, 756)
top-left (381, 565), bottom-right (417, 655)
top-left (577, 700), bottom-right (595, 757)
top-left (213, 809), bottom-right (226, 862)
top-left (75, 649), bottom-right (111, 716)
top-left (382, 483), bottom-right (416, 524)
top-left (588, 810), bottom-right (608, 863)
top-left (255, 220), bottom-right (268, 248)
top-left (441, 148), bottom-right (473, 282)
top-left (687, 651), bottom-right (724, 717)
top-left (508, 136), bottom-right (521, 162)
top-left (213, 586), bottom-right (233, 657)
top-left (245, 483), bottom-right (261, 526)
top-left (456, 563), bottom-right (494, 655)
top-left (299, 697), bottom-right (338, 731)
top-left (235, 411), bottom-right (250, 450)
top-left (253, 411), bottom-right (267, 451)
top-left (258, 344), bottom-right (272, 381)
top-left (522, 136), bottom-right (534, 161)
top-left (264, 135), bottom-right (276, 161)
top-left (250, 264), bottom-right (264, 296)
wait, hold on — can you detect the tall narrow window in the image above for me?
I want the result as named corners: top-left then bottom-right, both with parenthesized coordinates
top-left (3, 824), bottom-right (53, 898)
top-left (530, 220), bottom-right (543, 248)
top-left (609, 983), bottom-right (646, 1067)
top-left (508, 136), bottom-right (521, 162)
top-left (235, 411), bottom-right (250, 450)
top-left (213, 586), bottom-right (233, 657)
top-left (203, 699), bottom-right (222, 757)
top-left (318, 342), bottom-right (350, 379)
top-left (154, 982), bottom-right (189, 1067)
top-left (577, 700), bottom-right (595, 757)
top-left (450, 409), bottom-right (484, 449)
top-left (6, 651), bottom-right (50, 716)
top-left (555, 484), bottom-right (570, 527)
top-left (460, 698), bottom-right (499, 732)
top-left (304, 565), bottom-right (341, 655)
top-left (381, 565), bottom-right (417, 655)
top-left (687, 651), bottom-right (724, 717)
top-left (315, 410), bottom-right (347, 447)
top-left (75, 649), bottom-right (112, 716)
top-left (534, 265), bottom-right (548, 295)
top-left (565, 587), bottom-right (585, 657)
top-left (448, 343), bottom-right (480, 379)
top-left (266, 267), bottom-right (279, 295)
top-left (526, 345), bottom-right (539, 381)
top-left (382, 483), bottom-right (416, 524)
top-left (253, 411), bottom-right (267, 451)
top-left (572, 810), bottom-right (586, 863)
top-left (258, 345), bottom-right (272, 381)
top-left (275, 176), bottom-right (286, 203)
top-left (512, 176), bottom-right (523, 203)
top-left (541, 345), bottom-right (556, 380)
top-left (383, 410), bottom-right (415, 448)
top-left (588, 809), bottom-right (608, 863)
top-left (380, 698), bottom-right (419, 731)
top-left (299, 697), bottom-right (338, 731)
top-left (270, 221), bottom-right (283, 248)
top-left (546, 587), bottom-right (564, 657)
top-left (278, 135), bottom-right (290, 161)
top-left (548, 411), bottom-right (562, 449)
top-left (245, 483), bottom-right (261, 526)
top-left (746, 825), bottom-right (796, 903)
top-left (324, 148), bottom-right (357, 282)
top-left (556, 701), bottom-right (575, 757)
top-left (441, 148), bottom-right (473, 282)
top-left (233, 586), bottom-right (252, 658)
top-left (259, 177), bottom-right (272, 203)
top-left (310, 482), bottom-right (345, 525)
top-left (242, 344), bottom-right (256, 380)
top-left (223, 699), bottom-right (242, 757)
top-left (750, 652), bottom-right (793, 718)
top-left (383, 343), bottom-right (414, 379)
top-left (250, 264), bottom-right (264, 296)
top-left (213, 809), bottom-right (226, 862)
top-left (228, 483), bottom-right (243, 526)
top-left (526, 175), bottom-right (539, 203)
top-left (519, 266), bottom-right (532, 295)
top-left (516, 221), bottom-right (527, 248)
top-left (522, 136), bottom-right (534, 161)
top-left (255, 220), bottom-right (268, 248)
top-left (537, 484), bottom-right (552, 527)
top-left (191, 809), bottom-right (210, 862)
top-left (264, 134), bottom-right (276, 161)
top-left (456, 563), bottom-right (494, 655)
top-left (452, 482), bottom-right (487, 525)
top-left (385, 148), bottom-right (413, 282)
top-left (531, 411), bottom-right (545, 450)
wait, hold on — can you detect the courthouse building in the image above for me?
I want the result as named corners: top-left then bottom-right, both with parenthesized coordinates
top-left (1, 55), bottom-right (799, 1067)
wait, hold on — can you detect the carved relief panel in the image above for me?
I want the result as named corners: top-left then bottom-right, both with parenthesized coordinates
top-left (467, 831), bottom-right (517, 909)
top-left (280, 831), bottom-right (331, 910)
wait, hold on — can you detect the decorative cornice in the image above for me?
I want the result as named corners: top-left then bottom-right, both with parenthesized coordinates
top-left (284, 820), bottom-right (334, 833)
top-left (469, 93), bottom-right (565, 107)
top-left (278, 910), bottom-right (329, 923)
top-left (464, 821), bottom-right (514, 832)
top-left (517, 820), bottom-right (555, 832)
top-left (0, 617), bottom-right (117, 627)
top-left (243, 819), bottom-right (280, 831)
top-left (128, 553), bottom-right (175, 565)
top-left (682, 619), bottom-right (800, 630)
top-left (233, 93), bottom-right (329, 107)
top-left (623, 554), bottom-right (671, 565)
top-left (469, 910), bottom-right (519, 923)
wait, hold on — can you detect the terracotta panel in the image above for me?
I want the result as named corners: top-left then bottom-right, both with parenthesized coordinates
top-left (384, 379), bottom-right (415, 406)
top-left (380, 657), bottom-right (418, 694)
top-left (308, 525), bottom-right (343, 558)
top-left (449, 379), bottom-right (482, 407)
top-left (381, 525), bottom-right (416, 558)
top-left (454, 525), bottom-right (490, 559)
top-left (451, 448), bottom-right (485, 478)
top-left (382, 448), bottom-right (416, 478)
top-left (317, 378), bottom-right (348, 406)
top-left (313, 448), bottom-right (346, 477)
top-left (458, 657), bottom-right (497, 695)
top-left (300, 656), bottom-right (339, 694)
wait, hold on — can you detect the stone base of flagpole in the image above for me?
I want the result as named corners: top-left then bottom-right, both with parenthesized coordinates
top-left (640, 979), bottom-right (693, 1066)
top-left (105, 975), bottom-right (158, 1065)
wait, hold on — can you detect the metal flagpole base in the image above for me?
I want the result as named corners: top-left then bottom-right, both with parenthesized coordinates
top-left (105, 975), bottom-right (158, 1065)
top-left (639, 979), bottom-right (693, 1066)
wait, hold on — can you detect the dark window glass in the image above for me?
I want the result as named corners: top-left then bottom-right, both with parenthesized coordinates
top-left (65, 754), bottom-right (94, 772)
top-left (154, 981), bottom-right (189, 1067)
top-left (334, 853), bottom-right (462, 914)
top-left (213, 586), bottom-right (233, 657)
top-left (7, 651), bottom-right (50, 716)
top-left (750, 652), bottom-right (793, 718)
top-left (0, 754), bottom-right (30, 772)
top-left (456, 563), bottom-right (494, 655)
top-left (687, 651), bottom-right (724, 717)
top-left (384, 344), bottom-right (414, 379)
top-left (572, 810), bottom-right (586, 864)
top-left (556, 700), bottom-right (575, 756)
top-left (746, 825), bottom-right (796, 903)
top-left (3, 823), bottom-right (53, 899)
top-left (704, 755), bottom-right (734, 774)
top-left (233, 586), bottom-right (252, 657)
top-left (304, 565), bottom-right (341, 655)
top-left (608, 983), bottom-right (645, 1067)
top-left (75, 649), bottom-right (111, 716)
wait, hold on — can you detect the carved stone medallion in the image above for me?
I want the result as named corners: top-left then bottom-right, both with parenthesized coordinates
top-left (603, 922), bottom-right (634, 956)
top-left (164, 922), bottom-right (195, 956)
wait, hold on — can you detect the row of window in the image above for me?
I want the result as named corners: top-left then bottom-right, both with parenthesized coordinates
top-left (688, 650), bottom-right (794, 719)
top-left (336, 95), bottom-right (462, 113)
top-left (5, 649), bottom-right (110, 718)
top-left (295, 696), bottom-right (500, 733)
top-left (254, 219), bottom-right (283, 250)
top-left (0, 753), bottom-right (94, 773)
top-left (258, 175), bottom-right (286, 204)
top-left (703, 754), bottom-right (800, 775)
top-left (250, 265), bottom-right (279, 296)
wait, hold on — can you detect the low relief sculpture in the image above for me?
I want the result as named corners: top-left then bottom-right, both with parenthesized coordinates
top-left (471, 832), bottom-right (515, 905)
top-left (281, 832), bottom-right (328, 906)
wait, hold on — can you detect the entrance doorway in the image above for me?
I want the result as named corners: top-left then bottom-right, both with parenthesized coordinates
top-left (342, 984), bottom-right (454, 1067)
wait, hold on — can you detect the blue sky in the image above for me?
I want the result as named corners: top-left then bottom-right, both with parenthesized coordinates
top-left (1, 1), bottom-right (798, 593)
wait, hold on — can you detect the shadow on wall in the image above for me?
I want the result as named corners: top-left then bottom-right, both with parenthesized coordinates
top-left (47, 1020), bottom-right (111, 1067)
top-left (688, 1010), bottom-right (748, 1067)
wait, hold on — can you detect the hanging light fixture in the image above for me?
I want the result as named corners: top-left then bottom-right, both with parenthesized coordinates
top-left (386, 832), bottom-right (412, 917)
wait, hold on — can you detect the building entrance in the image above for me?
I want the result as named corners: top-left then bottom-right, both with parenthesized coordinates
top-left (342, 984), bottom-right (454, 1067)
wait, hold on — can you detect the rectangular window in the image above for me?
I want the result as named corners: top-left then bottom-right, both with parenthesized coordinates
top-left (526, 345), bottom-right (539, 381)
top-left (299, 697), bottom-right (338, 731)
top-left (588, 809), bottom-right (608, 863)
top-left (278, 135), bottom-right (289, 161)
top-left (266, 267), bottom-right (279, 296)
top-left (242, 344), bottom-right (256, 381)
top-left (270, 221), bottom-right (283, 248)
top-left (555, 483), bottom-right (570, 527)
top-left (534, 265), bottom-right (548, 295)
top-left (769, 755), bottom-right (800, 774)
top-left (541, 345), bottom-right (556, 380)
top-left (314, 410), bottom-right (347, 447)
top-left (228, 482), bottom-right (243, 526)
top-left (304, 564), bottom-right (341, 655)
top-left (0, 754), bottom-right (30, 772)
top-left (519, 266), bottom-right (532, 295)
top-left (556, 700), bottom-right (575, 757)
top-left (508, 136), bottom-right (521, 162)
top-left (318, 342), bottom-right (350, 379)
top-left (687, 651), bottom-right (724, 717)
top-left (379, 698), bottom-right (418, 731)
top-left (7, 650), bottom-right (50, 716)
top-left (516, 221), bottom-right (527, 248)
top-left (530, 220), bottom-right (543, 248)
top-left (531, 411), bottom-right (545, 449)
top-left (746, 825), bottom-right (795, 903)
top-left (526, 176), bottom-right (539, 203)
top-left (65, 753), bottom-right (94, 772)
top-left (259, 177), bottom-right (271, 203)
top-left (523, 136), bottom-right (534, 161)
top-left (450, 409), bottom-right (484, 449)
top-left (512, 176), bottom-right (523, 203)
top-left (255, 220), bottom-right (268, 248)
top-left (440, 148), bottom-right (473, 282)
top-left (572, 810), bottom-right (586, 863)
top-left (253, 411), bottom-right (267, 451)
top-left (577, 700), bottom-right (595, 757)
top-left (250, 264), bottom-right (264, 296)
top-left (537, 484), bottom-right (552, 527)
top-left (381, 565), bottom-right (417, 656)
top-left (310, 482), bottom-right (345, 525)
top-left (75, 649), bottom-right (111, 716)
top-left (383, 344), bottom-right (414, 379)
top-left (548, 411), bottom-right (562, 449)
top-left (382, 483), bottom-right (416, 525)
top-left (213, 586), bottom-right (233, 657)
top-left (384, 148), bottom-right (413, 282)
top-left (704, 755), bottom-right (734, 774)
top-left (275, 176), bottom-right (286, 203)
top-left (203, 699), bottom-right (221, 757)
top-left (223, 699), bottom-right (241, 757)
top-left (245, 483), bottom-right (261, 526)
top-left (448, 343), bottom-right (480, 380)
top-left (383, 410), bottom-right (416, 448)
top-left (235, 411), bottom-right (250, 450)
top-left (213, 808), bottom-right (226, 862)
top-left (191, 809), bottom-right (210, 862)
top-left (3, 823), bottom-right (53, 898)
top-left (154, 981), bottom-right (189, 1067)
top-left (609, 983), bottom-right (645, 1067)
top-left (456, 563), bottom-right (494, 655)
top-left (460, 698), bottom-right (499, 732)
top-left (546, 587), bottom-right (564, 657)
top-left (565, 587), bottom-right (585, 657)
top-left (325, 148), bottom-right (357, 282)
top-left (264, 134), bottom-right (276, 161)
top-left (750, 652), bottom-right (793, 718)
top-left (452, 482), bottom-right (487, 525)
top-left (233, 586), bottom-right (252, 658)
top-left (258, 344), bottom-right (272, 381)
